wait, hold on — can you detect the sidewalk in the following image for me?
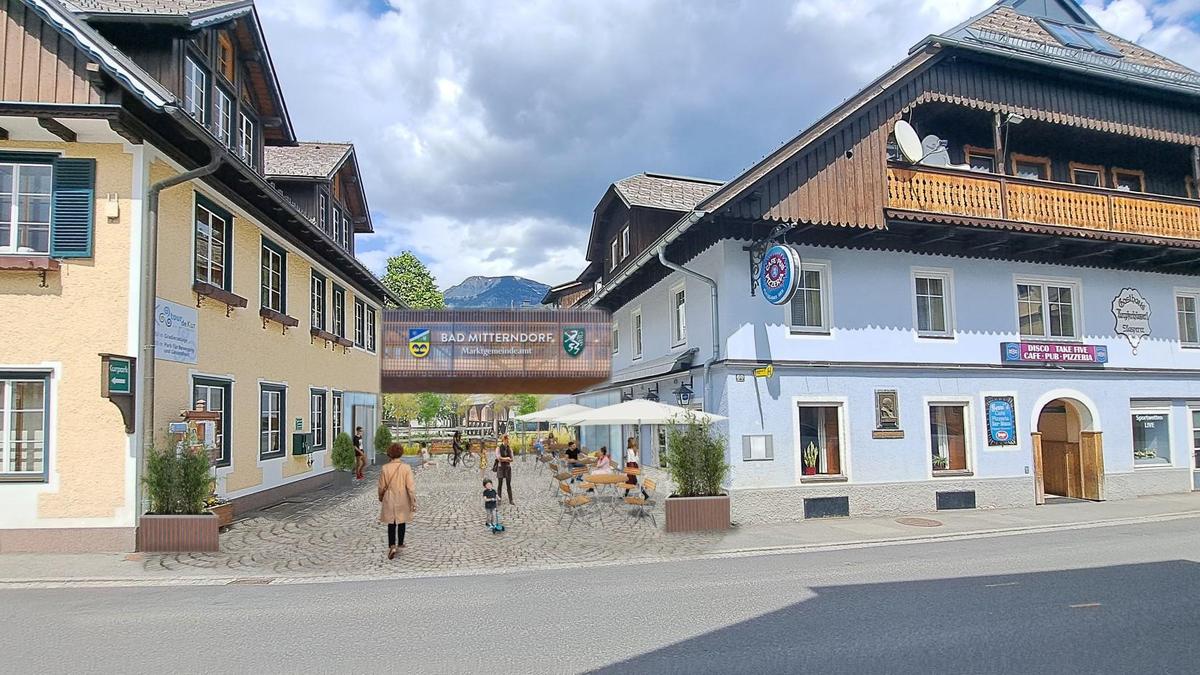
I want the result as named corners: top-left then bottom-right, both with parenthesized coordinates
top-left (2, 475), bottom-right (1198, 588)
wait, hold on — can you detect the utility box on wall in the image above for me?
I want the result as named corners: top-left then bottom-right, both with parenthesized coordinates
top-left (292, 432), bottom-right (312, 456)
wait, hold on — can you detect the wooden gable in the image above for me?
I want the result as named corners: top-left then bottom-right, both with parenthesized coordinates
top-left (0, 0), bottom-right (109, 106)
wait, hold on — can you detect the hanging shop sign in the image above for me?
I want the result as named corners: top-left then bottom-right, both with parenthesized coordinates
top-left (155, 298), bottom-right (198, 364)
top-left (1001, 342), bottom-right (1108, 365)
top-left (1111, 288), bottom-right (1151, 354)
top-left (985, 396), bottom-right (1017, 446)
top-left (382, 308), bottom-right (611, 394)
top-left (757, 244), bottom-right (801, 305)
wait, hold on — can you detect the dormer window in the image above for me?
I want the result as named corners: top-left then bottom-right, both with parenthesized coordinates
top-left (184, 57), bottom-right (207, 124)
top-left (214, 88), bottom-right (234, 148)
top-left (318, 192), bottom-right (329, 234)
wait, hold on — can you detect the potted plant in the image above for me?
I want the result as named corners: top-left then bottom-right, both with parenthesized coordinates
top-left (932, 454), bottom-right (949, 471)
top-left (137, 433), bottom-right (220, 552)
top-left (331, 431), bottom-right (356, 485)
top-left (374, 424), bottom-right (394, 465)
top-left (205, 493), bottom-right (234, 528)
top-left (803, 443), bottom-right (819, 476)
top-left (663, 414), bottom-right (732, 533)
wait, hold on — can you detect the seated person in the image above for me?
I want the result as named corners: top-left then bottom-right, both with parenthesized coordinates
top-left (594, 447), bottom-right (613, 474)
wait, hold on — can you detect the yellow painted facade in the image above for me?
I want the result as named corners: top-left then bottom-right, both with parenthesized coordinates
top-left (150, 158), bottom-right (380, 498)
top-left (0, 141), bottom-right (136, 527)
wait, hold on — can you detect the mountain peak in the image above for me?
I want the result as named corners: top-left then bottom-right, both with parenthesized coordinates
top-left (443, 275), bottom-right (550, 308)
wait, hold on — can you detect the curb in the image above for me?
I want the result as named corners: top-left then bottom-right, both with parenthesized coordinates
top-left (3, 509), bottom-right (1199, 589)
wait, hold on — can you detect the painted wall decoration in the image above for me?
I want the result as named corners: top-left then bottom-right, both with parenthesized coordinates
top-left (1111, 287), bottom-right (1151, 354)
top-left (154, 298), bottom-right (198, 364)
top-left (985, 396), bottom-right (1017, 446)
top-left (757, 244), bottom-right (801, 305)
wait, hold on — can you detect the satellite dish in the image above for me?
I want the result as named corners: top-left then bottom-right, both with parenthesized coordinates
top-left (921, 135), bottom-right (952, 167)
top-left (894, 120), bottom-right (923, 163)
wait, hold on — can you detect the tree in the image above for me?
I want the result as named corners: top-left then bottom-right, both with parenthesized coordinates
top-left (380, 251), bottom-right (445, 309)
top-left (442, 394), bottom-right (471, 426)
top-left (383, 393), bottom-right (420, 426)
top-left (416, 392), bottom-right (447, 426)
top-left (515, 394), bottom-right (540, 417)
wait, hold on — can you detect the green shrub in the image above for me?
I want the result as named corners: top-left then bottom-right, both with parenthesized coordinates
top-left (331, 432), bottom-right (356, 472)
top-left (143, 433), bottom-right (214, 515)
top-left (374, 424), bottom-right (394, 456)
top-left (664, 416), bottom-right (730, 498)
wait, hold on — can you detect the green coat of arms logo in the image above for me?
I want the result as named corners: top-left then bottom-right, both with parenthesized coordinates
top-left (562, 328), bottom-right (585, 357)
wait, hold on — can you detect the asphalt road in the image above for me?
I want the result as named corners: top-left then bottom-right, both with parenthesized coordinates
top-left (5, 518), bottom-right (1200, 674)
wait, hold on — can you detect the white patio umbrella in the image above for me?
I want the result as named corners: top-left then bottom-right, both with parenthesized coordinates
top-left (554, 399), bottom-right (726, 426)
top-left (515, 403), bottom-right (592, 423)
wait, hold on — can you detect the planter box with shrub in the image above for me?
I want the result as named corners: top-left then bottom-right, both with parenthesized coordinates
top-left (664, 414), bottom-right (732, 534)
top-left (138, 435), bottom-right (223, 552)
top-left (138, 514), bottom-right (219, 552)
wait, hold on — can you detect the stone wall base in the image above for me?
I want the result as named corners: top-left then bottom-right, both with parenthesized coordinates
top-left (731, 477), bottom-right (1034, 524)
top-left (227, 469), bottom-right (342, 516)
top-left (0, 527), bottom-right (137, 553)
top-left (1104, 468), bottom-right (1192, 501)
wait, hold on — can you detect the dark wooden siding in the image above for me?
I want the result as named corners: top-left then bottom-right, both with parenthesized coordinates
top-left (276, 182), bottom-right (316, 221)
top-left (725, 53), bottom-right (1200, 228)
top-left (0, 0), bottom-right (105, 105)
top-left (102, 25), bottom-right (181, 99)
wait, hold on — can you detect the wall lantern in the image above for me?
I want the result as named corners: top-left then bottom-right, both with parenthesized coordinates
top-left (673, 382), bottom-right (694, 406)
top-left (644, 384), bottom-right (660, 402)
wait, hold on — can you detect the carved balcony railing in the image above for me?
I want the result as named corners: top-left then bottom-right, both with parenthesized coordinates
top-left (887, 165), bottom-right (1200, 242)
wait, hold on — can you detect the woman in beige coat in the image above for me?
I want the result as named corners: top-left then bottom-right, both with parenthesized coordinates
top-left (378, 443), bottom-right (416, 559)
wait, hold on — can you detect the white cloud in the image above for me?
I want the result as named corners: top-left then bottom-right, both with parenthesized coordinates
top-left (257, 0), bottom-right (1200, 290)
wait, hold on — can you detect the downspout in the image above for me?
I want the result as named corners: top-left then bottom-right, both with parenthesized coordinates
top-left (138, 109), bottom-right (225, 511)
top-left (657, 243), bottom-right (719, 413)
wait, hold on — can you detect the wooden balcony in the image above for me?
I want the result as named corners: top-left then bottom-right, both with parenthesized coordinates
top-left (887, 165), bottom-right (1200, 242)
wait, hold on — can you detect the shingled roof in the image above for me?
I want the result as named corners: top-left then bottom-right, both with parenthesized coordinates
top-left (60, 0), bottom-right (251, 20)
top-left (929, 0), bottom-right (1200, 94)
top-left (264, 142), bottom-right (353, 180)
top-left (613, 173), bottom-right (723, 212)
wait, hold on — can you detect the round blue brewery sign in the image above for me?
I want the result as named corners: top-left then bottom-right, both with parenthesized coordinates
top-left (758, 244), bottom-right (801, 305)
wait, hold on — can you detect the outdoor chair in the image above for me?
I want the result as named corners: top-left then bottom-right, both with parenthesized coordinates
top-left (551, 466), bottom-right (573, 494)
top-left (558, 482), bottom-right (592, 530)
top-left (624, 478), bottom-right (657, 527)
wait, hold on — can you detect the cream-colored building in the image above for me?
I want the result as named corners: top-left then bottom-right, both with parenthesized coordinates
top-left (0, 0), bottom-right (392, 552)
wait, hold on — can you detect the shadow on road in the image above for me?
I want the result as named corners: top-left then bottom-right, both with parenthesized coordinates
top-left (591, 561), bottom-right (1200, 674)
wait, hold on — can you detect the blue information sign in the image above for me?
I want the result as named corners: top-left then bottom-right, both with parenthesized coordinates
top-left (758, 244), bottom-right (801, 305)
top-left (985, 396), bottom-right (1017, 446)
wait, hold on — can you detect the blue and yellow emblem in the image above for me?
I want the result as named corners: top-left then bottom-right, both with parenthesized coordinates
top-left (408, 328), bottom-right (431, 358)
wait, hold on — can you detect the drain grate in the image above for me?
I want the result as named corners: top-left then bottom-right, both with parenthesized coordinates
top-left (226, 577), bottom-right (275, 585)
top-left (896, 517), bottom-right (943, 528)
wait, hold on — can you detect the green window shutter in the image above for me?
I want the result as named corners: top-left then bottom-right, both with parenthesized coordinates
top-left (50, 157), bottom-right (96, 258)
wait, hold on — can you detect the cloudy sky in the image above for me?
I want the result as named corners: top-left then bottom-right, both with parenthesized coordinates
top-left (255, 0), bottom-right (1200, 290)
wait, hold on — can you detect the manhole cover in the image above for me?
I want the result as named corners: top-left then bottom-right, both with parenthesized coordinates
top-left (896, 517), bottom-right (943, 528)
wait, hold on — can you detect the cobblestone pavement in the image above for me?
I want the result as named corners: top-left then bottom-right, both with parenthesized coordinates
top-left (149, 458), bottom-right (723, 578)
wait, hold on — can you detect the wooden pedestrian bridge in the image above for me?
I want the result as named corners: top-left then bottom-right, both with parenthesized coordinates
top-left (380, 308), bottom-right (612, 394)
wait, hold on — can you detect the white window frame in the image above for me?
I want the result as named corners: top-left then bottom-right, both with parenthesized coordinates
top-left (191, 376), bottom-right (230, 466)
top-left (670, 282), bottom-right (687, 347)
top-left (1176, 288), bottom-right (1200, 348)
top-left (342, 212), bottom-right (352, 249)
top-left (1131, 405), bottom-right (1172, 468)
top-left (260, 240), bottom-right (285, 313)
top-left (790, 395), bottom-right (850, 484)
top-left (632, 307), bottom-right (643, 359)
top-left (0, 161), bottom-right (53, 255)
top-left (193, 200), bottom-right (228, 288)
top-left (332, 390), bottom-right (344, 437)
top-left (213, 87), bottom-right (233, 148)
top-left (238, 111), bottom-right (256, 168)
top-left (184, 56), bottom-right (207, 124)
top-left (366, 306), bottom-right (377, 352)
top-left (787, 259), bottom-right (832, 335)
top-left (332, 206), bottom-right (344, 247)
top-left (611, 320), bottom-right (619, 355)
top-left (354, 298), bottom-right (366, 348)
top-left (912, 267), bottom-right (954, 338)
top-left (610, 238), bottom-right (619, 271)
top-left (1014, 275), bottom-right (1082, 341)
top-left (924, 396), bottom-right (975, 477)
top-left (310, 272), bottom-right (326, 331)
top-left (621, 226), bottom-right (630, 260)
top-left (318, 192), bottom-right (329, 234)
top-left (259, 384), bottom-right (285, 459)
top-left (310, 388), bottom-right (326, 450)
top-left (0, 375), bottom-right (49, 479)
top-left (332, 286), bottom-right (346, 338)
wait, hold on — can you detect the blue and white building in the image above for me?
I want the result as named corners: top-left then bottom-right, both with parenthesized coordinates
top-left (547, 0), bottom-right (1200, 520)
